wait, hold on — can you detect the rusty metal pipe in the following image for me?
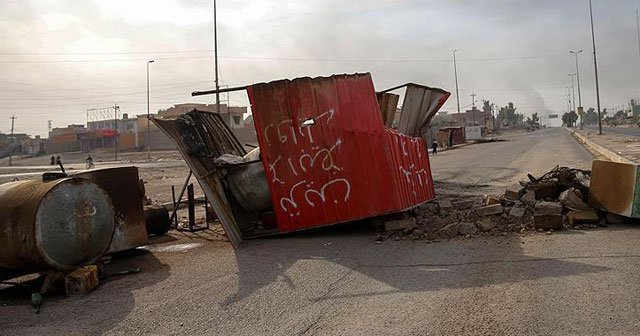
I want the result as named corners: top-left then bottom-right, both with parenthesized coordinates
top-left (0, 177), bottom-right (115, 272)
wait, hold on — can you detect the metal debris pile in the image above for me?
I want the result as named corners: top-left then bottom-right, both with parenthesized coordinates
top-left (378, 166), bottom-right (625, 242)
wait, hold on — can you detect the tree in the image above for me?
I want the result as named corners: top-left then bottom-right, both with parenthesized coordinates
top-left (497, 102), bottom-right (524, 127)
top-left (562, 111), bottom-right (578, 127)
top-left (584, 107), bottom-right (598, 125)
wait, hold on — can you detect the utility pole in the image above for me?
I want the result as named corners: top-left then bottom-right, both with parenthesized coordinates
top-left (636, 9), bottom-right (640, 58)
top-left (471, 91), bottom-right (477, 126)
top-left (569, 73), bottom-right (577, 119)
top-left (146, 60), bottom-right (154, 160)
top-left (114, 105), bottom-right (119, 161)
top-left (453, 49), bottom-right (461, 125)
top-left (589, 0), bottom-right (603, 135)
top-left (213, 0), bottom-right (220, 114)
top-left (566, 87), bottom-right (573, 127)
top-left (9, 115), bottom-right (16, 166)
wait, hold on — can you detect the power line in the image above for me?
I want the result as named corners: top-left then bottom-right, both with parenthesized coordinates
top-left (0, 53), bottom-right (570, 64)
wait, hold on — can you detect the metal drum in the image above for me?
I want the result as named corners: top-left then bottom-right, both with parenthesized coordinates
top-left (0, 177), bottom-right (115, 272)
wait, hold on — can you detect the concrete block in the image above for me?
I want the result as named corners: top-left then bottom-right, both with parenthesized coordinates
top-left (534, 201), bottom-right (562, 216)
top-left (475, 204), bottom-right (504, 216)
top-left (533, 215), bottom-right (563, 230)
top-left (504, 185), bottom-right (522, 201)
top-left (589, 160), bottom-right (640, 218)
top-left (527, 180), bottom-right (557, 200)
top-left (559, 188), bottom-right (591, 211)
top-left (484, 195), bottom-right (501, 205)
top-left (384, 217), bottom-right (417, 231)
top-left (567, 210), bottom-right (599, 225)
top-left (65, 265), bottom-right (99, 296)
top-left (509, 206), bottom-right (526, 218)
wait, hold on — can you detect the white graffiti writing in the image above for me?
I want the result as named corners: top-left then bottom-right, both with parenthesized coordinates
top-left (298, 139), bottom-right (343, 173)
top-left (304, 179), bottom-right (351, 206)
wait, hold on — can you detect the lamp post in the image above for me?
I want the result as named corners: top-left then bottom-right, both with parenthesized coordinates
top-left (146, 60), bottom-right (154, 159)
top-left (570, 50), bottom-right (583, 129)
top-left (453, 49), bottom-right (461, 125)
top-left (569, 73), bottom-right (577, 120)
top-left (589, 0), bottom-right (603, 134)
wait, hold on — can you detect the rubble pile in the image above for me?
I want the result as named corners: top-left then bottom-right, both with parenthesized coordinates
top-left (378, 166), bottom-right (617, 242)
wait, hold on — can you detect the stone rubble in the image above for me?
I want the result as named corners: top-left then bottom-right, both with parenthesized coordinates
top-left (378, 165), bottom-right (635, 242)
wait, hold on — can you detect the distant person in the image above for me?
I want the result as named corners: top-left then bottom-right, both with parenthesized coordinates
top-left (431, 140), bottom-right (438, 155)
top-left (55, 155), bottom-right (61, 165)
top-left (50, 155), bottom-right (55, 165)
top-left (86, 155), bottom-right (94, 169)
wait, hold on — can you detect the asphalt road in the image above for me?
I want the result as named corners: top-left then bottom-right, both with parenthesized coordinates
top-left (5, 127), bottom-right (640, 336)
top-left (585, 125), bottom-right (640, 138)
top-left (430, 127), bottom-right (593, 196)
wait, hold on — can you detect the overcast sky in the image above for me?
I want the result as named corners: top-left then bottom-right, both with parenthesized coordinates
top-left (1, 0), bottom-right (639, 136)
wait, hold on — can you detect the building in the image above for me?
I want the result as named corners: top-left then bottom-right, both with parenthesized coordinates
top-left (449, 107), bottom-right (492, 127)
top-left (47, 125), bottom-right (87, 154)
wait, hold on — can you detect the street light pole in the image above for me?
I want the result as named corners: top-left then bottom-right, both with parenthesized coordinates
top-left (214, 0), bottom-right (220, 114)
top-left (589, 0), bottom-right (603, 134)
top-left (570, 49), bottom-right (583, 128)
top-left (453, 49), bottom-right (461, 125)
top-left (569, 73), bottom-right (577, 119)
top-left (146, 59), bottom-right (154, 159)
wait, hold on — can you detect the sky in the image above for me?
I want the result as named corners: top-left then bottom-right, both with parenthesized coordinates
top-left (1, 0), bottom-right (640, 136)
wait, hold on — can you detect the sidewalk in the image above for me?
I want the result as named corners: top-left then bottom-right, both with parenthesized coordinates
top-left (571, 128), bottom-right (640, 163)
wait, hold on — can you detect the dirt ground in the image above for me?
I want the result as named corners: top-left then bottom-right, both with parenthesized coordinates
top-left (0, 149), bottom-right (203, 205)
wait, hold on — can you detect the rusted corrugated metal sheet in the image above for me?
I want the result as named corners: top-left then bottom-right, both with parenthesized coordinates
top-left (381, 83), bottom-right (450, 137)
top-left (152, 111), bottom-right (248, 247)
top-left (376, 92), bottom-right (399, 127)
top-left (247, 73), bottom-right (437, 233)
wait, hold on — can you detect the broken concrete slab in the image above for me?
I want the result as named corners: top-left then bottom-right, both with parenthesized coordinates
top-left (567, 210), bottom-right (599, 226)
top-left (384, 217), bottom-right (417, 231)
top-left (509, 206), bottom-right (526, 218)
top-left (521, 190), bottom-right (536, 206)
top-left (458, 222), bottom-right (478, 235)
top-left (475, 204), bottom-right (504, 216)
top-left (476, 218), bottom-right (496, 232)
top-left (559, 188), bottom-right (591, 211)
top-left (533, 201), bottom-right (563, 230)
top-left (534, 215), bottom-right (563, 230)
top-left (534, 201), bottom-right (563, 216)
top-left (504, 185), bottom-right (523, 201)
top-left (484, 195), bottom-right (501, 205)
top-left (451, 199), bottom-right (475, 210)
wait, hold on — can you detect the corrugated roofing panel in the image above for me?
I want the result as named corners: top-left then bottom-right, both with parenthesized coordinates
top-left (247, 73), bottom-right (436, 232)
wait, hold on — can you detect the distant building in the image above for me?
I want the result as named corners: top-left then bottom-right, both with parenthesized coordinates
top-left (449, 107), bottom-right (492, 127)
top-left (47, 125), bottom-right (87, 154)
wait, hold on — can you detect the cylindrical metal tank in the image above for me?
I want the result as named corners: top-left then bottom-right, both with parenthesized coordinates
top-left (226, 148), bottom-right (272, 212)
top-left (0, 177), bottom-right (115, 272)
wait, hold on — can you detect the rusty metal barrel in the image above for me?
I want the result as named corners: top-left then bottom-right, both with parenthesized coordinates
top-left (0, 177), bottom-right (115, 272)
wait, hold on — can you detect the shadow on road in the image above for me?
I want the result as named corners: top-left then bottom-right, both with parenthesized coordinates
top-left (224, 221), bottom-right (610, 305)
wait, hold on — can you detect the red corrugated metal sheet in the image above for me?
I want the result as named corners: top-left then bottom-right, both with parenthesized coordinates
top-left (247, 73), bottom-right (436, 232)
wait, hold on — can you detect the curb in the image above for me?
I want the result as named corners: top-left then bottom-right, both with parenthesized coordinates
top-left (568, 128), bottom-right (633, 164)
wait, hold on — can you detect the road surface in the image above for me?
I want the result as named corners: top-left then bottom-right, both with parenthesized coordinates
top-left (430, 127), bottom-right (593, 196)
top-left (5, 127), bottom-right (640, 336)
